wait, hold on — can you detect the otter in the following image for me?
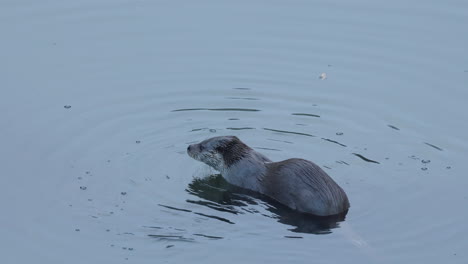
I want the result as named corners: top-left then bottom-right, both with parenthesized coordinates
top-left (187, 136), bottom-right (350, 216)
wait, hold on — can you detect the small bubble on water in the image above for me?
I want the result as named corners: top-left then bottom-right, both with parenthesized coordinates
top-left (209, 129), bottom-right (217, 133)
top-left (86, 171), bottom-right (90, 174)
top-left (122, 247), bottom-right (127, 250)
top-left (75, 228), bottom-right (80, 232)
top-left (77, 177), bottom-right (82, 180)
top-left (128, 248), bottom-right (134, 251)
top-left (80, 186), bottom-right (87, 190)
top-left (110, 244), bottom-right (114, 247)
top-left (121, 192), bottom-right (127, 196)
top-left (135, 140), bottom-right (141, 144)
top-left (336, 132), bottom-right (343, 136)
top-left (421, 167), bottom-right (428, 171)
top-left (421, 159), bottom-right (431, 164)
top-left (64, 105), bottom-right (71, 109)
top-left (446, 166), bottom-right (451, 169)
top-left (319, 73), bottom-right (327, 80)
top-left (88, 199), bottom-right (93, 202)
top-left (106, 229), bottom-right (110, 232)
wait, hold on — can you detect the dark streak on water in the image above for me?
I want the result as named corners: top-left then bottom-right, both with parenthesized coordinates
top-left (193, 233), bottom-right (224, 239)
top-left (263, 128), bottom-right (315, 137)
top-left (225, 97), bottom-right (259, 100)
top-left (226, 127), bottom-right (255, 130)
top-left (254, 147), bottom-right (281, 151)
top-left (292, 113), bottom-right (320, 118)
top-left (424, 142), bottom-right (443, 151)
top-left (190, 128), bottom-right (208, 132)
top-left (321, 138), bottom-right (347, 147)
top-left (147, 235), bottom-right (195, 242)
top-left (158, 204), bottom-right (192, 213)
top-left (336, 160), bottom-right (349, 165)
top-left (388, 125), bottom-right (400, 130)
top-left (172, 108), bottom-right (260, 112)
top-left (267, 138), bottom-right (293, 144)
top-left (352, 153), bottom-right (380, 164)
top-left (193, 212), bottom-right (235, 224)
top-left (186, 200), bottom-right (240, 214)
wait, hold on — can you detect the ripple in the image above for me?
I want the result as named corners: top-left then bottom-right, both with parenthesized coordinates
top-left (171, 108), bottom-right (261, 112)
top-left (424, 142), bottom-right (443, 151)
top-left (263, 128), bottom-right (315, 137)
top-left (352, 153), bottom-right (380, 164)
top-left (291, 113), bottom-right (320, 118)
top-left (321, 138), bottom-right (347, 147)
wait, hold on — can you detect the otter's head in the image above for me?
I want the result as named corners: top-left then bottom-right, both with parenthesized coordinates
top-left (187, 136), bottom-right (251, 171)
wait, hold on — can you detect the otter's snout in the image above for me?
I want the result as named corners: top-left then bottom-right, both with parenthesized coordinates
top-left (187, 144), bottom-right (198, 159)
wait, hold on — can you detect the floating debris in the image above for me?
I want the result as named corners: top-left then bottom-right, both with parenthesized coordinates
top-left (121, 192), bottom-right (127, 196)
top-left (166, 245), bottom-right (174, 248)
top-left (209, 129), bottom-right (217, 133)
top-left (64, 105), bottom-right (71, 109)
top-left (421, 167), bottom-right (428, 171)
top-left (319, 73), bottom-right (327, 80)
top-left (135, 140), bottom-right (141, 144)
top-left (80, 186), bottom-right (87, 190)
top-left (75, 228), bottom-right (80, 232)
top-left (336, 132), bottom-right (344, 136)
top-left (421, 159), bottom-right (431, 164)
top-left (446, 166), bottom-right (451, 169)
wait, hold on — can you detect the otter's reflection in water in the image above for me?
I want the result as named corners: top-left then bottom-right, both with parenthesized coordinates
top-left (186, 174), bottom-right (347, 235)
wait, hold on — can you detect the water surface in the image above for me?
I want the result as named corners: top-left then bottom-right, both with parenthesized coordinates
top-left (1, 0), bottom-right (468, 263)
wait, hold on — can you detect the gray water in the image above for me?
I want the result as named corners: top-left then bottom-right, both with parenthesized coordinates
top-left (1, 0), bottom-right (468, 263)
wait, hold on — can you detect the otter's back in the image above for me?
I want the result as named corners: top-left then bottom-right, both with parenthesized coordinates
top-left (264, 158), bottom-right (349, 216)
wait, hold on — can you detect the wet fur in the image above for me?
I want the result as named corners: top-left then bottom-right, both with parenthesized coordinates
top-left (187, 136), bottom-right (350, 216)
